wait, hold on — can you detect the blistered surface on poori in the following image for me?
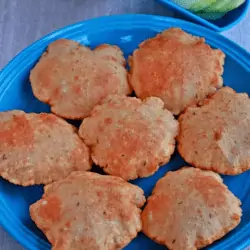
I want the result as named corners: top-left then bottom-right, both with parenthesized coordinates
top-left (30, 39), bottom-right (131, 119)
top-left (0, 110), bottom-right (91, 186)
top-left (142, 167), bottom-right (242, 250)
top-left (129, 28), bottom-right (225, 115)
top-left (178, 87), bottom-right (250, 175)
top-left (79, 95), bottom-right (179, 180)
top-left (30, 172), bottom-right (145, 250)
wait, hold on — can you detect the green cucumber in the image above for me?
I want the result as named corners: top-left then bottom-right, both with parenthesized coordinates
top-left (171, 0), bottom-right (193, 9)
top-left (190, 0), bottom-right (217, 12)
top-left (172, 0), bottom-right (245, 15)
top-left (196, 11), bottom-right (227, 19)
top-left (203, 0), bottom-right (232, 12)
top-left (204, 0), bottom-right (245, 12)
top-left (223, 0), bottom-right (245, 12)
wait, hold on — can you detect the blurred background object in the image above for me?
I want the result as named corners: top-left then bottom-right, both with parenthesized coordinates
top-left (157, 0), bottom-right (249, 31)
top-left (171, 0), bottom-right (246, 18)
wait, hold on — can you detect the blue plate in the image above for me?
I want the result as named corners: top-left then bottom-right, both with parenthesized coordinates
top-left (0, 14), bottom-right (250, 250)
top-left (157, 0), bottom-right (250, 32)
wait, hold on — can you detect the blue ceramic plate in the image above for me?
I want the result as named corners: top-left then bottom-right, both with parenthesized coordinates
top-left (157, 0), bottom-right (250, 32)
top-left (0, 14), bottom-right (250, 250)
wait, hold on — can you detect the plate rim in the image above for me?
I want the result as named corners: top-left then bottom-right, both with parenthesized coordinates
top-left (0, 14), bottom-right (250, 250)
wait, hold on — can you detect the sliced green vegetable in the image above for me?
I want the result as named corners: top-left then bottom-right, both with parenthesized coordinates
top-left (190, 0), bottom-right (217, 12)
top-left (223, 0), bottom-right (245, 12)
top-left (203, 0), bottom-right (231, 12)
top-left (171, 0), bottom-right (193, 9)
top-left (171, 0), bottom-right (246, 16)
top-left (171, 0), bottom-right (216, 11)
top-left (204, 0), bottom-right (245, 12)
top-left (196, 11), bottom-right (227, 20)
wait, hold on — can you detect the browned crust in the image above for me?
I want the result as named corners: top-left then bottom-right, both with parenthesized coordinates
top-left (141, 167), bottom-right (242, 249)
top-left (30, 172), bottom-right (146, 250)
top-left (78, 95), bottom-right (179, 181)
top-left (129, 28), bottom-right (225, 115)
top-left (0, 111), bottom-right (92, 186)
top-left (177, 87), bottom-right (250, 175)
top-left (142, 220), bottom-right (241, 250)
top-left (30, 39), bottom-right (130, 120)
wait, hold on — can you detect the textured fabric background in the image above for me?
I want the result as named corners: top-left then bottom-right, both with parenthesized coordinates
top-left (0, 0), bottom-right (250, 249)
